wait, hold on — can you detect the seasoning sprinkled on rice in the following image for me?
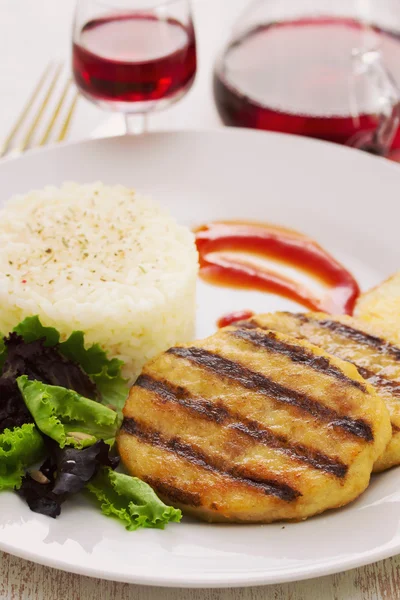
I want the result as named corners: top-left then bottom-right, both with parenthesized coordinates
top-left (0, 182), bottom-right (198, 381)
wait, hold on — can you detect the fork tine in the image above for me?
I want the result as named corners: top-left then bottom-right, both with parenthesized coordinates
top-left (56, 89), bottom-right (79, 142)
top-left (39, 79), bottom-right (72, 146)
top-left (0, 63), bottom-right (53, 157)
top-left (19, 63), bottom-right (63, 152)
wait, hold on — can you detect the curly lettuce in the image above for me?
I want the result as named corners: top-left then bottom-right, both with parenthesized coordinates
top-left (17, 376), bottom-right (121, 449)
top-left (0, 423), bottom-right (45, 491)
top-left (14, 317), bottom-right (60, 346)
top-left (0, 317), bottom-right (181, 532)
top-left (87, 468), bottom-right (182, 531)
top-left (58, 331), bottom-right (128, 409)
top-left (13, 316), bottom-right (129, 410)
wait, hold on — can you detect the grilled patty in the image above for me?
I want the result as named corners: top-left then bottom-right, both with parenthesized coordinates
top-left (240, 311), bottom-right (400, 472)
top-left (117, 327), bottom-right (391, 523)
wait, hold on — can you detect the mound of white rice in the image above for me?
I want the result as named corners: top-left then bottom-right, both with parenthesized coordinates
top-left (0, 182), bottom-right (198, 381)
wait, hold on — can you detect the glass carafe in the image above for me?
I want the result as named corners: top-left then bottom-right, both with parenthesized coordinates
top-left (213, 0), bottom-right (400, 155)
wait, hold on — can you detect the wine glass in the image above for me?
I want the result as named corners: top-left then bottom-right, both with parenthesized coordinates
top-left (213, 0), bottom-right (400, 156)
top-left (72, 0), bottom-right (197, 134)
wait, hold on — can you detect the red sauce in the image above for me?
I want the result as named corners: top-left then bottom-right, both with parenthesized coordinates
top-left (194, 221), bottom-right (360, 315)
top-left (217, 310), bottom-right (255, 329)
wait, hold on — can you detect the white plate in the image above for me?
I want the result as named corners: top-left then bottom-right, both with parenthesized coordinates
top-left (0, 130), bottom-right (399, 588)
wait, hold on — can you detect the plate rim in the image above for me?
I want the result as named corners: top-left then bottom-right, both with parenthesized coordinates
top-left (0, 527), bottom-right (397, 588)
top-left (2, 125), bottom-right (400, 174)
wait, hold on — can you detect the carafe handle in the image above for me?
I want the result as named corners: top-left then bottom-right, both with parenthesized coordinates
top-left (348, 47), bottom-right (400, 155)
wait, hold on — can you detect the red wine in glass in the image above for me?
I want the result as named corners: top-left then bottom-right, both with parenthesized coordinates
top-left (214, 17), bottom-right (400, 152)
top-left (73, 14), bottom-right (197, 106)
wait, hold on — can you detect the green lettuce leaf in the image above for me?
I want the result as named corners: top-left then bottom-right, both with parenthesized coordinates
top-left (17, 376), bottom-right (121, 449)
top-left (87, 467), bottom-right (182, 531)
top-left (14, 316), bottom-right (60, 346)
top-left (58, 331), bottom-right (128, 409)
top-left (0, 423), bottom-right (45, 491)
top-left (11, 316), bottom-right (128, 410)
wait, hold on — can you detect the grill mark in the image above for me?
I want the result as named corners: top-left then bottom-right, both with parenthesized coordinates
top-left (241, 314), bottom-right (400, 433)
top-left (143, 475), bottom-right (202, 507)
top-left (296, 314), bottom-right (400, 361)
top-left (167, 346), bottom-right (374, 442)
top-left (230, 327), bottom-right (366, 392)
top-left (236, 320), bottom-right (258, 329)
top-left (356, 367), bottom-right (400, 433)
top-left (230, 421), bottom-right (347, 477)
top-left (135, 374), bottom-right (348, 478)
top-left (357, 366), bottom-right (400, 400)
top-left (122, 417), bottom-right (301, 502)
top-left (244, 314), bottom-right (400, 402)
top-left (136, 374), bottom-right (229, 423)
top-left (286, 313), bottom-right (400, 402)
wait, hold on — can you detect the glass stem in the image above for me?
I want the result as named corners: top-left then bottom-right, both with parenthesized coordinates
top-left (124, 113), bottom-right (147, 135)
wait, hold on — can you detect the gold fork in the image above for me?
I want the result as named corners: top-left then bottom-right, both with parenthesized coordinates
top-left (0, 62), bottom-right (79, 158)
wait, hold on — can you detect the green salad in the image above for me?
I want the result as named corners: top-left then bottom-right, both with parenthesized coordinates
top-left (0, 316), bottom-right (181, 530)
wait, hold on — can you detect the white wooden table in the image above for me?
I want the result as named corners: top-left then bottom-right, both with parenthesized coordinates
top-left (1, 1), bottom-right (400, 598)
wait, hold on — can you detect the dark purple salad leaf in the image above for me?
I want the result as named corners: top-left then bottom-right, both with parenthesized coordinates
top-left (0, 377), bottom-right (33, 433)
top-left (0, 333), bottom-right (99, 435)
top-left (2, 333), bottom-right (98, 400)
top-left (14, 316), bottom-right (128, 411)
top-left (17, 460), bottom-right (65, 518)
top-left (17, 440), bottom-right (119, 518)
top-left (51, 440), bottom-right (120, 495)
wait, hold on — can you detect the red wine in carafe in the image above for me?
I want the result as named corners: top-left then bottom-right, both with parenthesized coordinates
top-left (213, 18), bottom-right (400, 149)
top-left (73, 15), bottom-right (196, 104)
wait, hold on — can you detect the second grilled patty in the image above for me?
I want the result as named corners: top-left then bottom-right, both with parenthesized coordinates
top-left (238, 311), bottom-right (400, 472)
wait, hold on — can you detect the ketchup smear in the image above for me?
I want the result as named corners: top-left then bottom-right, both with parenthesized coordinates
top-left (217, 310), bottom-right (255, 329)
top-left (194, 221), bottom-right (360, 316)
